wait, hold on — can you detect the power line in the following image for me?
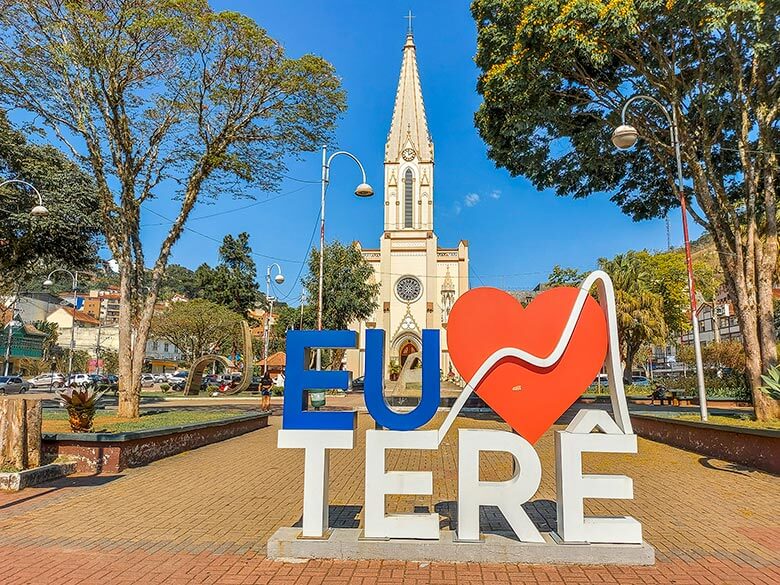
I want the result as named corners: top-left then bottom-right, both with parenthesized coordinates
top-left (273, 206), bottom-right (322, 302)
top-left (142, 206), bottom-right (305, 264)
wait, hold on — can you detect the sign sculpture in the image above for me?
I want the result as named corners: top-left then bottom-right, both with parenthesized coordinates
top-left (278, 271), bottom-right (641, 547)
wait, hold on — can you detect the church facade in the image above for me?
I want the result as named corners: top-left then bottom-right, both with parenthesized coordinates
top-left (345, 29), bottom-right (470, 379)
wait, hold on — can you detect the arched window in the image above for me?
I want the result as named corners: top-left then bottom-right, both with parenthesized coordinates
top-left (404, 169), bottom-right (414, 228)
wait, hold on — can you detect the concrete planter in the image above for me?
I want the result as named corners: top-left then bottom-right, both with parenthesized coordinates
top-left (631, 414), bottom-right (779, 474)
top-left (42, 412), bottom-right (269, 474)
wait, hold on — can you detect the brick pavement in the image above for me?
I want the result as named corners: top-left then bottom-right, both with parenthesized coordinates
top-left (0, 410), bottom-right (777, 584)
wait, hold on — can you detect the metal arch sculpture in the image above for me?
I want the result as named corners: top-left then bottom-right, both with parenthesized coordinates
top-left (183, 321), bottom-right (254, 395)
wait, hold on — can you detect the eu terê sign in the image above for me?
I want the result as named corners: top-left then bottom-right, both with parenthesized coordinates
top-left (278, 271), bottom-right (642, 546)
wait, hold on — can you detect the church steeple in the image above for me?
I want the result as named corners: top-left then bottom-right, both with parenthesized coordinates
top-left (385, 28), bottom-right (433, 163)
top-left (384, 22), bottom-right (434, 232)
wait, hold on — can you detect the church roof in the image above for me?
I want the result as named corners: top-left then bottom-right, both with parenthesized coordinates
top-left (385, 31), bottom-right (433, 163)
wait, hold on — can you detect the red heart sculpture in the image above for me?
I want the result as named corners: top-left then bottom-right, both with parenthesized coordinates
top-left (447, 286), bottom-right (608, 444)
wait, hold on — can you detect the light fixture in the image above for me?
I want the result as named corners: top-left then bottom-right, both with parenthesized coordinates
top-left (43, 279), bottom-right (53, 287)
top-left (611, 124), bottom-right (639, 149)
top-left (30, 204), bottom-right (49, 217)
top-left (355, 182), bottom-right (374, 197)
top-left (274, 273), bottom-right (285, 285)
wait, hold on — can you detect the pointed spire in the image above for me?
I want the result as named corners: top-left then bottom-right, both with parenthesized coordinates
top-left (385, 20), bottom-right (433, 163)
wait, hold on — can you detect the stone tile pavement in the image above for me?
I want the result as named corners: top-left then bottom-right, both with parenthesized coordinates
top-left (0, 410), bottom-right (777, 584)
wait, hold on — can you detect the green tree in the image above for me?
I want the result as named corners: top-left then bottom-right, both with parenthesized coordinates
top-left (472, 0), bottom-right (779, 419)
top-left (198, 233), bottom-right (261, 315)
top-left (547, 265), bottom-right (585, 287)
top-left (0, 112), bottom-right (100, 287)
top-left (635, 249), bottom-right (718, 336)
top-left (97, 348), bottom-right (119, 375)
top-left (599, 253), bottom-right (667, 383)
top-left (160, 265), bottom-right (201, 300)
top-left (32, 320), bottom-right (59, 364)
top-left (150, 299), bottom-right (242, 363)
top-left (302, 242), bottom-right (379, 369)
top-left (0, 1), bottom-right (345, 417)
top-left (268, 304), bottom-right (314, 354)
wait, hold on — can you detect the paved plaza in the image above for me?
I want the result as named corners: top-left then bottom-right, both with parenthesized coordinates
top-left (0, 409), bottom-right (777, 584)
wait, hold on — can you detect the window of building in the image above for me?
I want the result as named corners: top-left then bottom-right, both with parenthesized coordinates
top-left (404, 169), bottom-right (413, 228)
top-left (152, 341), bottom-right (158, 351)
top-left (164, 343), bottom-right (170, 353)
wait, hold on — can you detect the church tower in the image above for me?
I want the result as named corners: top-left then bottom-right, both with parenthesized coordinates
top-left (383, 30), bottom-right (434, 232)
top-left (347, 21), bottom-right (469, 380)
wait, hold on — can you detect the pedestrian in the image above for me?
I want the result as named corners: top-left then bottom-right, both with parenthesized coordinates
top-left (260, 372), bottom-right (273, 412)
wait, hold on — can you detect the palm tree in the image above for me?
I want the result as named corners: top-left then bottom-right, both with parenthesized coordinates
top-left (598, 254), bottom-right (667, 384)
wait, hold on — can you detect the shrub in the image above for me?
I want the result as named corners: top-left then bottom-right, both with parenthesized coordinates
top-left (160, 383), bottom-right (170, 393)
top-left (271, 386), bottom-right (284, 396)
top-left (57, 387), bottom-right (106, 432)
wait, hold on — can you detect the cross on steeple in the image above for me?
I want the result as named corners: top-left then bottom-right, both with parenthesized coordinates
top-left (405, 10), bottom-right (415, 35)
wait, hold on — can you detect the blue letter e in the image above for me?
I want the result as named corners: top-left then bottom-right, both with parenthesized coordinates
top-left (282, 330), bottom-right (357, 431)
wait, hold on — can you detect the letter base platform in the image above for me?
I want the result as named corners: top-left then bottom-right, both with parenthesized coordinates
top-left (267, 527), bottom-right (655, 565)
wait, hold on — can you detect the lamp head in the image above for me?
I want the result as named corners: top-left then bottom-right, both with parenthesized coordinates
top-left (274, 273), bottom-right (285, 285)
top-left (355, 182), bottom-right (374, 197)
top-left (43, 279), bottom-right (53, 287)
top-left (30, 204), bottom-right (49, 217)
top-left (611, 124), bottom-right (639, 149)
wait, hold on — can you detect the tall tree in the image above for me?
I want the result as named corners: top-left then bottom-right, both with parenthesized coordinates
top-left (546, 265), bottom-right (585, 287)
top-left (198, 233), bottom-right (261, 315)
top-left (0, 1), bottom-right (345, 417)
top-left (599, 253), bottom-right (667, 383)
top-left (302, 241), bottom-right (379, 368)
top-left (0, 111), bottom-right (100, 287)
top-left (150, 299), bottom-right (242, 363)
top-left (472, 1), bottom-right (779, 419)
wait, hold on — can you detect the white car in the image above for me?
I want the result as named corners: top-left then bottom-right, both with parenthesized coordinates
top-left (66, 373), bottom-right (92, 387)
top-left (27, 373), bottom-right (66, 389)
top-left (140, 374), bottom-right (156, 388)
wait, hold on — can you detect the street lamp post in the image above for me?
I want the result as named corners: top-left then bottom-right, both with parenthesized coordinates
top-left (263, 264), bottom-right (285, 375)
top-left (317, 146), bottom-right (374, 369)
top-left (611, 94), bottom-right (708, 421)
top-left (43, 269), bottom-right (79, 382)
top-left (0, 179), bottom-right (49, 217)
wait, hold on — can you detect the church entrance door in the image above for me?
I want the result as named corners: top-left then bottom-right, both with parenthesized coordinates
top-left (399, 342), bottom-right (418, 368)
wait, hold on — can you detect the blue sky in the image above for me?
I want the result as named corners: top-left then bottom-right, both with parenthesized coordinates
top-left (137, 0), bottom-right (703, 303)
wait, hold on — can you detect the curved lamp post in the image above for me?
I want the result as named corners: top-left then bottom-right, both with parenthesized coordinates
top-left (263, 263), bottom-right (285, 375)
top-left (611, 94), bottom-right (708, 421)
top-left (317, 146), bottom-right (374, 369)
top-left (0, 179), bottom-right (48, 217)
top-left (43, 269), bottom-right (79, 381)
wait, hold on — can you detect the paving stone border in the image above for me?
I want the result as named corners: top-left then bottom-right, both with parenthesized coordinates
top-left (0, 462), bottom-right (77, 491)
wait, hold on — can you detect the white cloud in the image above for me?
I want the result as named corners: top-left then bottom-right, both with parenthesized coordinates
top-left (454, 202), bottom-right (462, 215)
top-left (465, 193), bottom-right (481, 207)
top-left (490, 190), bottom-right (502, 200)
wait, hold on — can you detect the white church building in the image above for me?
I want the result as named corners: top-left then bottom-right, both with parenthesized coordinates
top-left (345, 28), bottom-right (470, 379)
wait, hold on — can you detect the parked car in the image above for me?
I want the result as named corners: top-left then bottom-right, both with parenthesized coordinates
top-left (0, 376), bottom-right (30, 394)
top-left (588, 374), bottom-right (609, 388)
top-left (153, 373), bottom-right (167, 383)
top-left (140, 373), bottom-right (156, 388)
top-left (65, 373), bottom-right (92, 388)
top-left (27, 373), bottom-right (65, 389)
top-left (349, 376), bottom-right (365, 393)
top-left (631, 375), bottom-right (651, 386)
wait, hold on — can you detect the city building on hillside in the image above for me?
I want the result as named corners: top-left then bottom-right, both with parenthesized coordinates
top-left (146, 339), bottom-right (185, 373)
top-left (345, 28), bottom-right (470, 379)
top-left (0, 308), bottom-right (46, 375)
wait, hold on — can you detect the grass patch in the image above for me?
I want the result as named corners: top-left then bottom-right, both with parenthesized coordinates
top-left (0, 465), bottom-right (21, 473)
top-left (659, 413), bottom-right (780, 431)
top-left (43, 408), bottom-right (250, 433)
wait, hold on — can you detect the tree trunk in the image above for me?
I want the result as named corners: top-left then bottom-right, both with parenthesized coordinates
top-left (117, 269), bottom-right (140, 419)
top-left (0, 396), bottom-right (41, 470)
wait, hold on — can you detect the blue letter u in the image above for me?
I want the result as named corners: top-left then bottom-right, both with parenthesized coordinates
top-left (364, 329), bottom-right (441, 430)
